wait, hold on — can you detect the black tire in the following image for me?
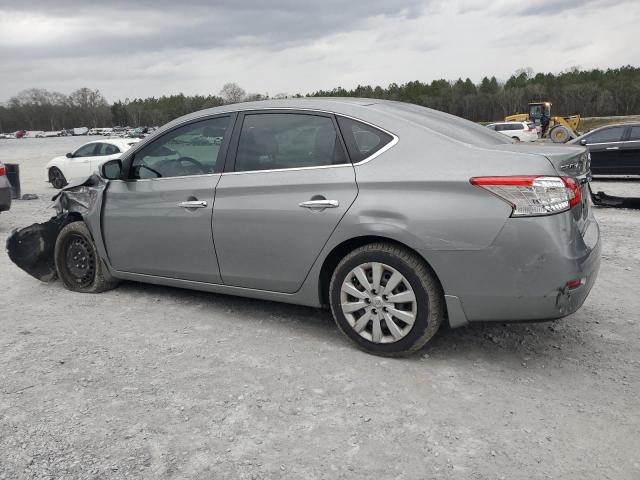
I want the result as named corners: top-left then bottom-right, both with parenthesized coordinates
top-left (49, 167), bottom-right (67, 189)
top-left (54, 221), bottom-right (118, 293)
top-left (549, 125), bottom-right (571, 143)
top-left (511, 136), bottom-right (520, 141)
top-left (329, 243), bottom-right (444, 357)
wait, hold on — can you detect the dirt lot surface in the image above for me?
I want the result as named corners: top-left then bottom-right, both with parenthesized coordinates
top-left (1, 138), bottom-right (639, 479)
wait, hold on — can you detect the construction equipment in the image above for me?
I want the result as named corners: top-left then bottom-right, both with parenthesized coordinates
top-left (505, 102), bottom-right (580, 143)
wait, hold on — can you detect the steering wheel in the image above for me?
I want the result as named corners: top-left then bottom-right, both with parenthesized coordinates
top-left (175, 156), bottom-right (207, 175)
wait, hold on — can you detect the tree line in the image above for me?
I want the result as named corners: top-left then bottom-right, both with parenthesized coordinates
top-left (1, 66), bottom-right (639, 133)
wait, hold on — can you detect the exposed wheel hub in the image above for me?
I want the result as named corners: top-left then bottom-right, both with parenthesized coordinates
top-left (64, 235), bottom-right (95, 287)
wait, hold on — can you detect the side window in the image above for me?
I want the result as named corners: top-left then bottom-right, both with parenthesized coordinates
top-left (628, 126), bottom-right (640, 141)
top-left (585, 127), bottom-right (625, 144)
top-left (97, 143), bottom-right (120, 156)
top-left (130, 116), bottom-right (230, 179)
top-left (73, 143), bottom-right (98, 158)
top-left (235, 113), bottom-right (347, 172)
top-left (511, 123), bottom-right (524, 130)
top-left (337, 116), bottom-right (393, 163)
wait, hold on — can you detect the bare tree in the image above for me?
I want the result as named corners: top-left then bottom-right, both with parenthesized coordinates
top-left (219, 83), bottom-right (246, 104)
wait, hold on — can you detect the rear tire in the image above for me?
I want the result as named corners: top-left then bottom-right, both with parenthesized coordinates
top-left (329, 243), bottom-right (444, 356)
top-left (54, 221), bottom-right (118, 293)
top-left (49, 167), bottom-right (67, 189)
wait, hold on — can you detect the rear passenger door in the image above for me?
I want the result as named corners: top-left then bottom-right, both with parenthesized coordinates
top-left (212, 111), bottom-right (357, 293)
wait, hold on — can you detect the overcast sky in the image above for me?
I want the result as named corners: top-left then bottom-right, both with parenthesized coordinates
top-left (0, 0), bottom-right (638, 102)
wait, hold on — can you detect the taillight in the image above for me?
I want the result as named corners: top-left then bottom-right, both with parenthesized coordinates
top-left (0, 164), bottom-right (5, 176)
top-left (470, 176), bottom-right (582, 217)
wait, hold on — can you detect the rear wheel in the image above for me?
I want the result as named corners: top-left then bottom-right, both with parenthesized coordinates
top-left (54, 221), bottom-right (118, 293)
top-left (329, 243), bottom-right (444, 356)
top-left (49, 167), bottom-right (67, 189)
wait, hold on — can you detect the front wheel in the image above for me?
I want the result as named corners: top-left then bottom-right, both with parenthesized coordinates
top-left (49, 167), bottom-right (67, 189)
top-left (54, 221), bottom-right (118, 293)
top-left (329, 243), bottom-right (444, 356)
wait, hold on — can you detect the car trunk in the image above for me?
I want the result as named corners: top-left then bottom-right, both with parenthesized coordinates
top-left (491, 143), bottom-right (592, 232)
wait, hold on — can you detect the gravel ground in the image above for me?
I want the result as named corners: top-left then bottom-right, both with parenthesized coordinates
top-left (1, 138), bottom-right (639, 479)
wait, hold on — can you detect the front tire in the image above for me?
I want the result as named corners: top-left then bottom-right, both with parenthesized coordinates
top-left (549, 125), bottom-right (571, 143)
top-left (329, 243), bottom-right (444, 356)
top-left (54, 221), bottom-right (118, 293)
top-left (49, 167), bottom-right (67, 189)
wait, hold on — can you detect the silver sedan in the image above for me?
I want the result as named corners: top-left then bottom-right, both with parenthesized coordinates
top-left (30, 98), bottom-right (602, 356)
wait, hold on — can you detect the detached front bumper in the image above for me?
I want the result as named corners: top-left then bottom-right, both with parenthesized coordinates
top-left (425, 210), bottom-right (601, 324)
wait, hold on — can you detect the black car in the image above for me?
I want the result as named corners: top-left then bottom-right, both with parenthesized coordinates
top-left (570, 123), bottom-right (640, 175)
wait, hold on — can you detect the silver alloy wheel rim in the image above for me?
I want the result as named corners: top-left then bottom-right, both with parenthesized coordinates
top-left (340, 262), bottom-right (417, 344)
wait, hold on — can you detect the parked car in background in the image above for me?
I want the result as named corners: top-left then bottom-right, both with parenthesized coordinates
top-left (486, 121), bottom-right (538, 142)
top-left (35, 131), bottom-right (62, 138)
top-left (45, 98), bottom-right (599, 356)
top-left (569, 123), bottom-right (640, 175)
top-left (45, 138), bottom-right (139, 188)
top-left (0, 162), bottom-right (12, 213)
top-left (73, 127), bottom-right (89, 136)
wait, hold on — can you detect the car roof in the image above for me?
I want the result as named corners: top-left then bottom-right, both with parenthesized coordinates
top-left (160, 97), bottom-right (510, 147)
top-left (569, 122), bottom-right (640, 143)
top-left (83, 138), bottom-right (137, 147)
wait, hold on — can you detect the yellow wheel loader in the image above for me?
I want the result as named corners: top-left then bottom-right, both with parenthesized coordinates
top-left (505, 102), bottom-right (580, 143)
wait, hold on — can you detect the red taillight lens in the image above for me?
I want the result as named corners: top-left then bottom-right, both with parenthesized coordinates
top-left (0, 164), bottom-right (5, 176)
top-left (470, 175), bottom-right (582, 217)
top-left (562, 176), bottom-right (581, 209)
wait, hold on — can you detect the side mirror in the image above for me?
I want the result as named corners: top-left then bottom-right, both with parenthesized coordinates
top-left (580, 139), bottom-right (587, 145)
top-left (101, 159), bottom-right (123, 180)
top-left (66, 152), bottom-right (73, 158)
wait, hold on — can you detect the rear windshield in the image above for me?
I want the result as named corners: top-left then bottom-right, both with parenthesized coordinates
top-left (375, 102), bottom-right (511, 146)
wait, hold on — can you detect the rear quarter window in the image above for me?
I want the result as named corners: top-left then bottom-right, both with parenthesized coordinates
top-left (336, 116), bottom-right (393, 163)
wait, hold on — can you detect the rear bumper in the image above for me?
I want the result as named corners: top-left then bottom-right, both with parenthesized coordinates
top-left (0, 182), bottom-right (11, 211)
top-left (424, 210), bottom-right (601, 324)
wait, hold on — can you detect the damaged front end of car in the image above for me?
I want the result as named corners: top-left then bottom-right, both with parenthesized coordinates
top-left (6, 175), bottom-right (107, 281)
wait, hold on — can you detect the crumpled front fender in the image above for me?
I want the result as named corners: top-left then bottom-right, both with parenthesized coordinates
top-left (6, 175), bottom-right (108, 281)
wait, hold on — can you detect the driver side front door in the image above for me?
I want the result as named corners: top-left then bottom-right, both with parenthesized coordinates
top-left (101, 115), bottom-right (234, 283)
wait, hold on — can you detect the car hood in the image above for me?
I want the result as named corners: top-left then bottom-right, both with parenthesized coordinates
top-left (489, 143), bottom-right (590, 177)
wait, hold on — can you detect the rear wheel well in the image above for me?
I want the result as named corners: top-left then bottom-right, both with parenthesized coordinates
top-left (318, 236), bottom-right (443, 307)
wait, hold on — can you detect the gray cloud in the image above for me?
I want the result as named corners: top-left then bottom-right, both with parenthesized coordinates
top-left (0, 1), bottom-right (426, 60)
top-left (0, 0), bottom-right (637, 102)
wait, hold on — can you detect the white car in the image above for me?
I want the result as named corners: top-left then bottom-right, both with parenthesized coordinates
top-left (486, 121), bottom-right (538, 142)
top-left (46, 138), bottom-right (139, 189)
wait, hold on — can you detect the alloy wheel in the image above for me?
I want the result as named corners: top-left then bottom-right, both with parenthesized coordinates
top-left (340, 262), bottom-right (418, 344)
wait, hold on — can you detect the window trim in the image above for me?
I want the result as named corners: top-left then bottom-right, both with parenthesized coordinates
top-left (120, 113), bottom-right (237, 181)
top-left (224, 110), bottom-right (351, 175)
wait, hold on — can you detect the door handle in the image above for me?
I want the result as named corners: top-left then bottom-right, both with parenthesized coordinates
top-left (299, 199), bottom-right (339, 209)
top-left (605, 146), bottom-right (619, 150)
top-left (178, 200), bottom-right (207, 208)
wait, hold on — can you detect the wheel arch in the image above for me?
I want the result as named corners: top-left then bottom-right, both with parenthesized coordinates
top-left (318, 235), bottom-right (445, 308)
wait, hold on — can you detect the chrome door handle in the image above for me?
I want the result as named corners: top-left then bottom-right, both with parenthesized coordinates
top-left (178, 200), bottom-right (207, 208)
top-left (605, 146), bottom-right (619, 150)
top-left (299, 199), bottom-right (339, 209)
